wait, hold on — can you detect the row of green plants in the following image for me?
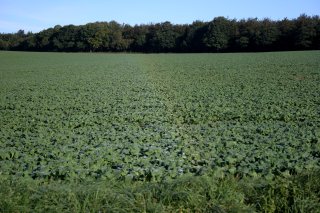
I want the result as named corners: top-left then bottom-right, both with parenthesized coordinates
top-left (1, 52), bottom-right (319, 182)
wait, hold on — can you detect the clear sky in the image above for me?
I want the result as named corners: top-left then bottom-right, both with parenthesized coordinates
top-left (0, 0), bottom-right (319, 33)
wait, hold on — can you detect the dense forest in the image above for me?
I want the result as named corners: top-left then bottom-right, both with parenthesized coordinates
top-left (0, 15), bottom-right (319, 52)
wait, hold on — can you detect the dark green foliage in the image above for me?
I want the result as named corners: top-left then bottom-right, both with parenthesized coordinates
top-left (145, 22), bottom-right (182, 52)
top-left (0, 15), bottom-right (319, 52)
top-left (294, 14), bottom-right (318, 49)
top-left (203, 17), bottom-right (233, 51)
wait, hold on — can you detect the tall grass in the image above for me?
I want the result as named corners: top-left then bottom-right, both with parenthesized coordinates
top-left (1, 171), bottom-right (319, 212)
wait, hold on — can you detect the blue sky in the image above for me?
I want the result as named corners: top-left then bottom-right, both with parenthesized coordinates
top-left (0, 0), bottom-right (319, 33)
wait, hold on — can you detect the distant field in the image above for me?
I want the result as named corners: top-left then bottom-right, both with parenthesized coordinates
top-left (0, 51), bottom-right (319, 181)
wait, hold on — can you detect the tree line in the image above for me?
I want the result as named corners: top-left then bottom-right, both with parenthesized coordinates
top-left (0, 15), bottom-right (319, 53)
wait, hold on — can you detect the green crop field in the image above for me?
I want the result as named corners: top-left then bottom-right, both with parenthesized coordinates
top-left (0, 51), bottom-right (320, 212)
